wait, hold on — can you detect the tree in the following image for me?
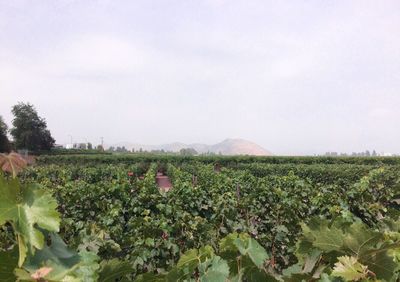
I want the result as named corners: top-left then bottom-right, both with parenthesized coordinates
top-left (179, 148), bottom-right (198, 156)
top-left (10, 103), bottom-right (55, 151)
top-left (87, 142), bottom-right (93, 150)
top-left (0, 116), bottom-right (10, 152)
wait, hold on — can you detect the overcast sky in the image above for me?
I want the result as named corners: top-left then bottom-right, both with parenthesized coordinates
top-left (1, 1), bottom-right (399, 155)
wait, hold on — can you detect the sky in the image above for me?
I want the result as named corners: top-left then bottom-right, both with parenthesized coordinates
top-left (0, 0), bottom-right (399, 155)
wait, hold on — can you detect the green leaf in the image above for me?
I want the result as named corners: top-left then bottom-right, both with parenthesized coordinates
top-left (220, 232), bottom-right (239, 253)
top-left (177, 245), bottom-right (214, 273)
top-left (165, 245), bottom-right (215, 281)
top-left (331, 256), bottom-right (368, 281)
top-left (198, 256), bottom-right (229, 282)
top-left (220, 233), bottom-right (269, 278)
top-left (234, 236), bottom-right (269, 268)
top-left (219, 233), bottom-right (240, 275)
top-left (135, 272), bottom-right (166, 282)
top-left (0, 176), bottom-right (60, 266)
top-left (71, 250), bottom-right (100, 282)
top-left (360, 246), bottom-right (399, 281)
top-left (99, 259), bottom-right (133, 282)
top-left (297, 218), bottom-right (400, 281)
top-left (19, 233), bottom-right (99, 281)
top-left (282, 273), bottom-right (314, 282)
top-left (282, 249), bottom-right (323, 279)
top-left (177, 249), bottom-right (200, 275)
top-left (0, 249), bottom-right (18, 282)
top-left (145, 238), bottom-right (155, 247)
top-left (242, 265), bottom-right (279, 282)
top-left (342, 223), bottom-right (382, 256)
top-left (312, 225), bottom-right (343, 253)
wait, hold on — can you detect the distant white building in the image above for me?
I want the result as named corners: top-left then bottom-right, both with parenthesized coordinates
top-left (65, 143), bottom-right (87, 150)
top-left (74, 143), bottom-right (87, 150)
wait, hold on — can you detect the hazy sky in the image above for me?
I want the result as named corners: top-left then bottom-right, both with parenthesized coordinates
top-left (1, 1), bottom-right (399, 155)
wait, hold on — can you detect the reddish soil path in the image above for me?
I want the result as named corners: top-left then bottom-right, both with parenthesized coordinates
top-left (156, 172), bottom-right (172, 192)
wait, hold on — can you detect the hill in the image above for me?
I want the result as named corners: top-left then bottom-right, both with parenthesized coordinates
top-left (108, 138), bottom-right (272, 156)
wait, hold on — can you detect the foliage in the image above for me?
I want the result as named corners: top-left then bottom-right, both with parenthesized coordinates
top-left (136, 233), bottom-right (275, 281)
top-left (0, 174), bottom-right (102, 281)
top-left (286, 216), bottom-right (400, 281)
top-left (137, 217), bottom-right (400, 281)
top-left (10, 102), bottom-right (55, 151)
top-left (0, 176), bottom-right (60, 266)
top-left (179, 148), bottom-right (198, 156)
top-left (2, 155), bottom-right (400, 281)
top-left (36, 154), bottom-right (400, 166)
top-left (98, 259), bottom-right (133, 282)
top-left (0, 115), bottom-right (10, 152)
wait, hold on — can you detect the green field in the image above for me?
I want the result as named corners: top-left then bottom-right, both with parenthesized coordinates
top-left (2, 155), bottom-right (400, 281)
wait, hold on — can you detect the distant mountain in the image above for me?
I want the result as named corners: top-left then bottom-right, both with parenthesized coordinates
top-left (108, 138), bottom-right (272, 156)
top-left (208, 139), bottom-right (272, 156)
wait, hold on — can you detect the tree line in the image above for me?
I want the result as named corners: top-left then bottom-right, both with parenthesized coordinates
top-left (0, 102), bottom-right (55, 153)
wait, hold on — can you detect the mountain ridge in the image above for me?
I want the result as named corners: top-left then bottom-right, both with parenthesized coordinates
top-left (107, 138), bottom-right (272, 156)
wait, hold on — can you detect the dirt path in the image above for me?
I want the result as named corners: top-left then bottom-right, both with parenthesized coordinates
top-left (156, 172), bottom-right (172, 192)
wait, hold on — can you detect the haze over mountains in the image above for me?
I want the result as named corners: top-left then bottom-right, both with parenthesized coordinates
top-left (109, 138), bottom-right (272, 156)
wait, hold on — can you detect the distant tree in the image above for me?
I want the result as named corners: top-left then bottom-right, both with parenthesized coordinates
top-left (372, 150), bottom-right (377, 156)
top-left (97, 145), bottom-right (104, 151)
top-left (0, 116), bottom-right (10, 152)
top-left (87, 142), bottom-right (93, 150)
top-left (179, 148), bottom-right (198, 156)
top-left (10, 103), bottom-right (55, 151)
top-left (132, 148), bottom-right (135, 153)
top-left (365, 150), bottom-right (371, 157)
top-left (115, 146), bottom-right (128, 153)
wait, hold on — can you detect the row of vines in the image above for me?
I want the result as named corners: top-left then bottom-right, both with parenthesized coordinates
top-left (1, 154), bottom-right (400, 281)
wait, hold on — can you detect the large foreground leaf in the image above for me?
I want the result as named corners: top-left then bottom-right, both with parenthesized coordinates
top-left (17, 233), bottom-right (99, 281)
top-left (198, 256), bottom-right (229, 282)
top-left (0, 249), bottom-right (18, 282)
top-left (176, 245), bottom-right (214, 278)
top-left (220, 233), bottom-right (269, 269)
top-left (296, 218), bottom-right (400, 281)
top-left (0, 176), bottom-right (60, 266)
top-left (99, 259), bottom-right (133, 282)
top-left (332, 256), bottom-right (368, 281)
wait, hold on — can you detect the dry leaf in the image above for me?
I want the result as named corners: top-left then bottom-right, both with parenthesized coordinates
top-left (31, 267), bottom-right (53, 280)
top-left (0, 152), bottom-right (27, 177)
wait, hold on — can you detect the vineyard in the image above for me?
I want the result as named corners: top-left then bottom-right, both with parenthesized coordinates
top-left (1, 154), bottom-right (400, 281)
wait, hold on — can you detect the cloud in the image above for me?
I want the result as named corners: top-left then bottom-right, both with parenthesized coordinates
top-left (52, 36), bottom-right (144, 75)
top-left (0, 1), bottom-right (400, 154)
top-left (369, 108), bottom-right (396, 119)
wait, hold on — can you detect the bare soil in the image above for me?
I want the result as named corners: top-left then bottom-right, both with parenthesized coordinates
top-left (156, 172), bottom-right (172, 192)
